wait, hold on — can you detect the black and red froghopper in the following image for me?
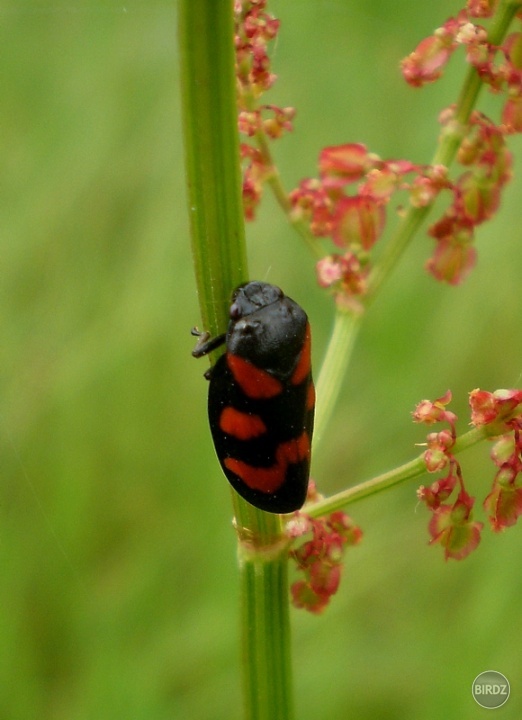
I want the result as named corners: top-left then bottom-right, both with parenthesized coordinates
top-left (193, 281), bottom-right (314, 514)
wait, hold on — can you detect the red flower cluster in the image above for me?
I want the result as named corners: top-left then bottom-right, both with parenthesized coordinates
top-left (235, 0), bottom-right (280, 97)
top-left (413, 392), bottom-right (480, 559)
top-left (414, 392), bottom-right (483, 560)
top-left (400, 5), bottom-right (522, 284)
top-left (470, 389), bottom-right (522, 530)
top-left (469, 387), bottom-right (522, 427)
top-left (426, 488), bottom-right (483, 561)
top-left (402, 7), bottom-right (522, 134)
top-left (401, 8), bottom-right (491, 88)
top-left (502, 32), bottom-right (522, 131)
top-left (287, 483), bottom-right (362, 613)
top-left (426, 111), bottom-right (512, 283)
top-left (415, 388), bottom-right (522, 559)
top-left (235, 1), bottom-right (522, 297)
top-left (235, 1), bottom-right (293, 220)
top-left (291, 146), bottom-right (432, 302)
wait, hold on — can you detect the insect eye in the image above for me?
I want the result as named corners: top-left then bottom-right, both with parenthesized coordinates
top-left (230, 302), bottom-right (242, 320)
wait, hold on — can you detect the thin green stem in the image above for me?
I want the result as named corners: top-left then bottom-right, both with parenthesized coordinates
top-left (306, 426), bottom-right (489, 518)
top-left (313, 308), bottom-right (362, 450)
top-left (254, 130), bottom-right (323, 258)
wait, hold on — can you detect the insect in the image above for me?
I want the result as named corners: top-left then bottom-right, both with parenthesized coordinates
top-left (192, 281), bottom-right (314, 514)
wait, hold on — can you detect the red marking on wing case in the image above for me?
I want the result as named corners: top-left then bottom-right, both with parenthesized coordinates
top-left (224, 432), bottom-right (310, 494)
top-left (277, 432), bottom-right (310, 465)
top-left (227, 354), bottom-right (283, 399)
top-left (219, 407), bottom-right (267, 440)
top-left (290, 322), bottom-right (311, 385)
top-left (224, 458), bottom-right (286, 493)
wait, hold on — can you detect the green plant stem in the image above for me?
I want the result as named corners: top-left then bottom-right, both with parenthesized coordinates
top-left (313, 308), bottom-right (361, 450)
top-left (306, 425), bottom-right (489, 519)
top-left (178, 0), bottom-right (247, 337)
top-left (178, 3), bottom-right (295, 718)
top-left (255, 130), bottom-right (322, 258)
top-left (239, 541), bottom-right (294, 720)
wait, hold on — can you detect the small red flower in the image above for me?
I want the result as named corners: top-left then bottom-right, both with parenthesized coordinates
top-left (469, 388), bottom-right (522, 427)
top-left (455, 171), bottom-right (500, 223)
top-left (238, 110), bottom-right (261, 137)
top-left (358, 167), bottom-right (401, 202)
top-left (332, 196), bottom-right (386, 250)
top-left (412, 390), bottom-right (456, 427)
top-left (289, 179), bottom-right (334, 237)
top-left (423, 431), bottom-right (455, 473)
top-left (241, 145), bottom-right (271, 220)
top-left (502, 95), bottom-right (522, 133)
top-left (482, 415), bottom-right (522, 530)
top-left (504, 31), bottom-right (522, 84)
top-left (316, 252), bottom-right (367, 297)
top-left (289, 507), bottom-right (362, 613)
top-left (428, 491), bottom-right (483, 560)
top-left (291, 580), bottom-right (330, 614)
top-left (402, 34), bottom-right (455, 87)
top-left (490, 435), bottom-right (517, 467)
top-left (309, 561), bottom-right (342, 597)
top-left (426, 219), bottom-right (477, 285)
top-left (484, 470), bottom-right (522, 532)
top-left (409, 166), bottom-right (450, 208)
top-left (319, 143), bottom-right (373, 189)
top-left (466, 0), bottom-right (497, 19)
top-left (262, 105), bottom-right (295, 139)
top-left (417, 472), bottom-right (457, 510)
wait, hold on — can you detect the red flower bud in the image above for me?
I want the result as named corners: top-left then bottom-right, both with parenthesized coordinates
top-left (291, 580), bottom-right (330, 614)
top-left (426, 224), bottom-right (477, 285)
top-left (332, 196), bottom-right (386, 250)
top-left (484, 478), bottom-right (522, 531)
top-left (456, 172), bottom-right (500, 223)
top-left (316, 252), bottom-right (367, 296)
top-left (401, 34), bottom-right (455, 87)
top-left (428, 491), bottom-right (483, 560)
top-left (469, 388), bottom-right (522, 427)
top-left (502, 95), bottom-right (522, 133)
top-left (417, 473), bottom-right (457, 509)
top-left (412, 391), bottom-right (455, 425)
top-left (466, 0), bottom-right (497, 19)
top-left (319, 143), bottom-right (372, 188)
top-left (490, 435), bottom-right (516, 467)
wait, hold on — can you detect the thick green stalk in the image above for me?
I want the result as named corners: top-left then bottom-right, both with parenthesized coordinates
top-left (239, 541), bottom-right (294, 720)
top-left (179, 0), bottom-right (247, 335)
top-left (178, 3), bottom-right (295, 719)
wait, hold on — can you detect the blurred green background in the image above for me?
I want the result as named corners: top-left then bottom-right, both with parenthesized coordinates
top-left (2, 2), bottom-right (522, 718)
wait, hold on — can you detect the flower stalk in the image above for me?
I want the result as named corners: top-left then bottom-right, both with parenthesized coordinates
top-left (306, 425), bottom-right (489, 520)
top-left (179, 2), bottom-right (295, 717)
